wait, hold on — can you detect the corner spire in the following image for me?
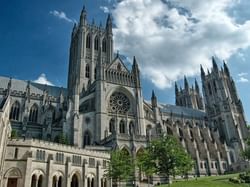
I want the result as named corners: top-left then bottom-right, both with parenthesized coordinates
top-left (212, 56), bottom-right (218, 72)
top-left (223, 60), bottom-right (230, 77)
top-left (175, 82), bottom-right (179, 96)
top-left (195, 79), bottom-right (200, 93)
top-left (151, 90), bottom-right (157, 108)
top-left (200, 64), bottom-right (205, 80)
top-left (106, 14), bottom-right (113, 34)
top-left (80, 5), bottom-right (87, 26)
top-left (184, 76), bottom-right (189, 90)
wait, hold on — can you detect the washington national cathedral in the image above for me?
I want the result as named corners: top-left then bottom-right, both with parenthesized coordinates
top-left (0, 6), bottom-right (249, 187)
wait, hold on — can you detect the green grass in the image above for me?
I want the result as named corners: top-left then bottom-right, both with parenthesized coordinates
top-left (160, 174), bottom-right (249, 187)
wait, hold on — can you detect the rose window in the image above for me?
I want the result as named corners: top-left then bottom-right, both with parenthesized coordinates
top-left (109, 92), bottom-right (130, 114)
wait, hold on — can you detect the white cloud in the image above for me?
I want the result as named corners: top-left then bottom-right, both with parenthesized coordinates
top-left (33, 74), bottom-right (54, 86)
top-left (100, 6), bottom-right (110, 13)
top-left (49, 10), bottom-right (75, 23)
top-left (111, 0), bottom-right (250, 89)
top-left (238, 72), bottom-right (248, 77)
top-left (238, 77), bottom-right (249, 83)
top-left (237, 72), bottom-right (249, 83)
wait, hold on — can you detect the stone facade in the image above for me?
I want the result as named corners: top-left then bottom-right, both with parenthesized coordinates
top-left (0, 6), bottom-right (249, 187)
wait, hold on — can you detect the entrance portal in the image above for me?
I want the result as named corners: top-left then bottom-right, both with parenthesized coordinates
top-left (7, 178), bottom-right (17, 187)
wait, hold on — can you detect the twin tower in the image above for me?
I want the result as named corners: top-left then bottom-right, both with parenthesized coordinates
top-left (176, 57), bottom-right (248, 160)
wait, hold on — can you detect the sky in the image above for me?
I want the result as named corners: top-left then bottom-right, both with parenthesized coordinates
top-left (0, 0), bottom-right (250, 122)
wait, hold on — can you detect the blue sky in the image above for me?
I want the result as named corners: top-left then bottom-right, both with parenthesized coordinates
top-left (0, 0), bottom-right (250, 122)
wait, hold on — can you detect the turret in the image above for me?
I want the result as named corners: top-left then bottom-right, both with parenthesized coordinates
top-left (223, 61), bottom-right (230, 77)
top-left (200, 65), bottom-right (205, 80)
top-left (184, 76), bottom-right (189, 90)
top-left (106, 14), bottom-right (112, 34)
top-left (151, 90), bottom-right (157, 108)
top-left (80, 6), bottom-right (87, 26)
top-left (132, 56), bottom-right (140, 88)
top-left (212, 56), bottom-right (218, 73)
top-left (195, 79), bottom-right (200, 93)
top-left (6, 77), bottom-right (12, 96)
top-left (175, 82), bottom-right (179, 96)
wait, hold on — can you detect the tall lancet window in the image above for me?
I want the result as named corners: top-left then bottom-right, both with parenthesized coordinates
top-left (86, 34), bottom-right (91, 49)
top-left (85, 64), bottom-right (90, 78)
top-left (102, 38), bottom-right (107, 52)
top-left (29, 104), bottom-right (38, 123)
top-left (9, 101), bottom-right (20, 121)
top-left (94, 36), bottom-right (99, 51)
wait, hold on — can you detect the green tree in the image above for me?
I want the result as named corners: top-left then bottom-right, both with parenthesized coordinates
top-left (136, 149), bottom-right (157, 187)
top-left (141, 135), bottom-right (194, 185)
top-left (55, 133), bottom-right (69, 145)
top-left (242, 138), bottom-right (250, 160)
top-left (105, 149), bottom-right (134, 187)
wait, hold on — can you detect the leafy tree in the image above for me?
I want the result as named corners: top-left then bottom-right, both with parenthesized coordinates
top-left (242, 138), bottom-right (250, 160)
top-left (105, 149), bottom-right (134, 187)
top-left (136, 149), bottom-right (157, 186)
top-left (141, 135), bottom-right (193, 184)
top-left (11, 129), bottom-right (18, 139)
top-left (55, 133), bottom-right (69, 145)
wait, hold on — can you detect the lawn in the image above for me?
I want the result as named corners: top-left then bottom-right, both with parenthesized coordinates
top-left (160, 174), bottom-right (249, 187)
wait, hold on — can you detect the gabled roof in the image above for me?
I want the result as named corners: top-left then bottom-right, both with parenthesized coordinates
top-left (106, 55), bottom-right (130, 73)
top-left (0, 76), bottom-right (67, 97)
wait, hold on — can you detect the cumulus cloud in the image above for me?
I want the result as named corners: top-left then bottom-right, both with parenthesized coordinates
top-left (33, 74), bottom-right (54, 86)
top-left (237, 72), bottom-right (249, 83)
top-left (100, 6), bottom-right (110, 13)
top-left (49, 10), bottom-right (76, 23)
top-left (111, 0), bottom-right (250, 89)
top-left (238, 77), bottom-right (249, 83)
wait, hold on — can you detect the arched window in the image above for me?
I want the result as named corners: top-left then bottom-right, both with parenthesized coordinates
top-left (37, 175), bottom-right (43, 187)
top-left (58, 176), bottom-right (62, 187)
top-left (179, 128), bottom-right (183, 137)
top-left (52, 176), bottom-right (57, 187)
top-left (9, 101), bottom-right (20, 121)
top-left (94, 36), bottom-right (99, 50)
top-left (71, 174), bottom-right (79, 187)
top-left (119, 120), bottom-right (125, 134)
top-left (167, 126), bottom-right (173, 135)
top-left (85, 64), bottom-right (90, 78)
top-left (31, 175), bottom-right (37, 187)
top-left (146, 125), bottom-right (152, 137)
top-left (94, 67), bottom-right (96, 80)
top-left (29, 104), bottom-right (38, 123)
top-left (102, 38), bottom-right (107, 52)
top-left (208, 83), bottom-right (212, 95)
top-left (83, 131), bottom-right (91, 146)
top-left (129, 121), bottom-right (134, 135)
top-left (86, 34), bottom-right (91, 49)
top-left (109, 118), bottom-right (115, 133)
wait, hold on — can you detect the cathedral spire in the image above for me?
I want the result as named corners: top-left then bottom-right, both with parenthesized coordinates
top-left (132, 56), bottom-right (140, 88)
top-left (175, 82), bottom-right (179, 96)
top-left (184, 76), bottom-right (189, 90)
top-left (200, 64), bottom-right (205, 80)
top-left (195, 79), bottom-right (200, 93)
top-left (80, 5), bottom-right (87, 26)
top-left (151, 90), bottom-right (157, 108)
top-left (223, 60), bottom-right (230, 77)
top-left (212, 56), bottom-right (218, 73)
top-left (106, 14), bottom-right (112, 34)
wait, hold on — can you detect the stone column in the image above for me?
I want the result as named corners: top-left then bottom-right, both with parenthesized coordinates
top-left (24, 157), bottom-right (33, 187)
top-left (47, 158), bottom-right (54, 187)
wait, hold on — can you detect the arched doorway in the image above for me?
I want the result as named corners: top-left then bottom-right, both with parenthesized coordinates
top-left (4, 168), bottom-right (22, 187)
top-left (71, 174), bottom-right (79, 187)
